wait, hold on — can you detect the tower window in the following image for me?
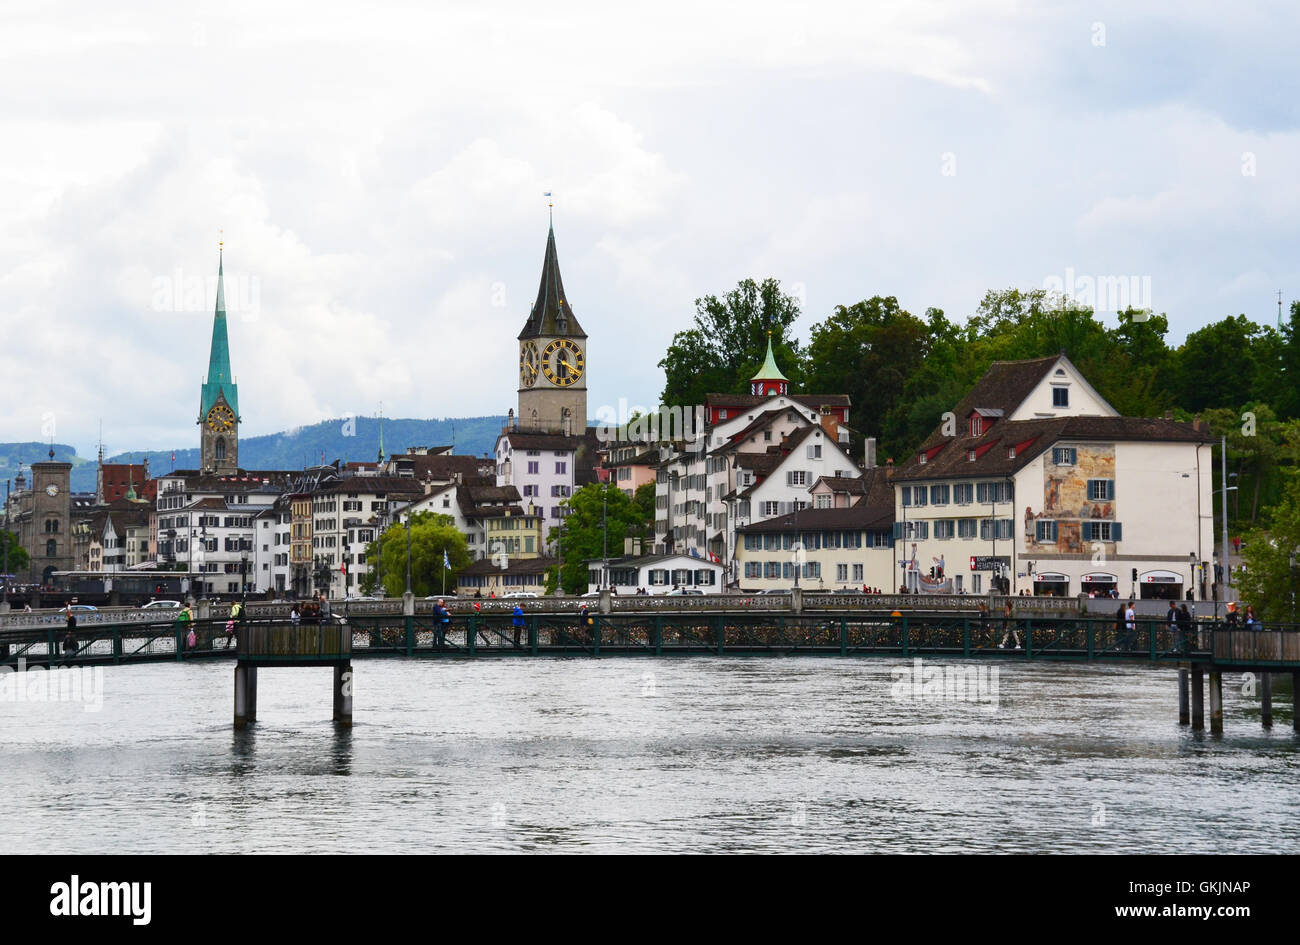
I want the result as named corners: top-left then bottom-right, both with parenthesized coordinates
top-left (46, 539), bottom-right (57, 557)
top-left (215, 438), bottom-right (226, 460)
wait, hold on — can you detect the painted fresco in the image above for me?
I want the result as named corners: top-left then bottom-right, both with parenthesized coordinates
top-left (1024, 444), bottom-right (1114, 555)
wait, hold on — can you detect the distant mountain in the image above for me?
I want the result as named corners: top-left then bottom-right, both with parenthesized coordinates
top-left (0, 417), bottom-right (507, 494)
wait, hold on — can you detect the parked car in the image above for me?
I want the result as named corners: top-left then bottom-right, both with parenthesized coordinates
top-left (761, 588), bottom-right (791, 595)
top-left (422, 594), bottom-right (458, 600)
top-left (66, 604), bottom-right (98, 612)
top-left (502, 591), bottom-right (539, 599)
top-left (140, 599), bottom-right (181, 610)
top-left (663, 587), bottom-right (704, 596)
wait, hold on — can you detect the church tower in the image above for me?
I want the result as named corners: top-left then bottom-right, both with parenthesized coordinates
top-left (199, 248), bottom-right (240, 474)
top-left (517, 221), bottom-right (587, 434)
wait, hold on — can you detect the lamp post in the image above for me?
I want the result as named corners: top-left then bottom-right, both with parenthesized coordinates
top-left (601, 484), bottom-right (608, 590)
top-left (1290, 550), bottom-right (1297, 625)
top-left (1188, 551), bottom-right (1197, 602)
top-left (240, 548), bottom-right (249, 607)
top-left (2, 477), bottom-right (9, 608)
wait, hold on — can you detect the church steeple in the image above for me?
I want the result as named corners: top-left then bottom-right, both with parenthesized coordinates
top-left (750, 332), bottom-right (790, 397)
top-left (518, 221), bottom-right (586, 341)
top-left (198, 244), bottom-right (240, 474)
top-left (199, 248), bottom-right (239, 421)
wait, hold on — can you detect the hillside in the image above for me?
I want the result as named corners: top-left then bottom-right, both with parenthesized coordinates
top-left (0, 417), bottom-right (507, 494)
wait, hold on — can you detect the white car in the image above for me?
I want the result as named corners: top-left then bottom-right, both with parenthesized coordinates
top-left (140, 600), bottom-right (182, 610)
top-left (502, 591), bottom-right (539, 599)
top-left (663, 588), bottom-right (704, 596)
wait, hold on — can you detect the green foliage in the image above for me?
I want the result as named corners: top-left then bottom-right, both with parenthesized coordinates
top-left (361, 511), bottom-right (471, 598)
top-left (1237, 472), bottom-right (1300, 624)
top-left (0, 529), bottom-right (29, 574)
top-left (659, 278), bottom-right (804, 407)
top-left (546, 483), bottom-right (654, 594)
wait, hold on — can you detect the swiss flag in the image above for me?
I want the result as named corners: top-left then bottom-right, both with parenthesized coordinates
top-left (339, 561), bottom-right (348, 574)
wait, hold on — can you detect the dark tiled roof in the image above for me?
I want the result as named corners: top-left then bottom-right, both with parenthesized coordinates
top-left (895, 415), bottom-right (1212, 482)
top-left (811, 475), bottom-right (869, 493)
top-left (916, 356), bottom-right (1060, 451)
top-left (459, 555), bottom-right (557, 576)
top-left (706, 393), bottom-right (851, 410)
top-left (517, 226), bottom-right (586, 340)
top-left (392, 453), bottom-right (492, 481)
top-left (499, 431), bottom-right (583, 451)
top-left (313, 476), bottom-right (425, 496)
top-left (739, 502), bottom-right (895, 533)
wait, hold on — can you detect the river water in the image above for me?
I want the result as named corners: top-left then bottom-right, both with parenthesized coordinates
top-left (2, 657), bottom-right (1296, 854)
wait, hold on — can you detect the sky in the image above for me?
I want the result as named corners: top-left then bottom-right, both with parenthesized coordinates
top-left (1, 0), bottom-right (1297, 458)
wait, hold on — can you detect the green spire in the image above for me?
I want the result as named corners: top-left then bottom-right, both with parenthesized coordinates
top-left (377, 406), bottom-right (385, 464)
top-left (752, 332), bottom-right (789, 382)
top-left (199, 249), bottom-right (239, 420)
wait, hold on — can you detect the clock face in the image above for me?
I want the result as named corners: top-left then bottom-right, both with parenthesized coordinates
top-left (45, 484), bottom-right (58, 497)
top-left (207, 404), bottom-right (236, 433)
top-left (541, 339), bottom-right (584, 387)
top-left (519, 341), bottom-right (539, 388)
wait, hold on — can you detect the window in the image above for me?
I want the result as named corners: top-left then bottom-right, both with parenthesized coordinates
top-left (815, 494), bottom-right (831, 509)
top-left (807, 444), bottom-right (822, 459)
top-left (787, 470), bottom-right (808, 486)
top-left (46, 539), bottom-right (56, 556)
top-left (930, 484), bottom-right (950, 505)
top-left (954, 483), bottom-right (973, 505)
top-left (761, 501), bottom-right (780, 516)
top-left (1035, 520), bottom-right (1058, 542)
top-left (836, 563), bottom-right (849, 582)
top-left (1081, 522), bottom-right (1123, 541)
top-left (1052, 386), bottom-right (1069, 407)
top-left (852, 563), bottom-right (864, 582)
top-left (913, 487), bottom-right (927, 507)
top-left (1052, 447), bottom-right (1077, 466)
top-left (744, 534), bottom-right (762, 551)
top-left (976, 481), bottom-right (1013, 504)
top-left (957, 518), bottom-right (976, 539)
top-left (764, 561), bottom-right (781, 579)
top-left (555, 462), bottom-right (567, 474)
top-left (970, 415), bottom-right (983, 436)
top-left (527, 462), bottom-right (539, 475)
top-left (934, 520), bottom-right (955, 540)
top-left (1087, 479), bottom-right (1115, 501)
top-left (979, 519), bottom-right (1014, 541)
top-left (763, 431), bottom-right (772, 442)
top-left (901, 486), bottom-right (912, 507)
top-left (744, 561), bottom-right (761, 579)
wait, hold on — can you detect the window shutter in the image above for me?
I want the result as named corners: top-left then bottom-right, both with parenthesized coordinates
top-left (1111, 522), bottom-right (1122, 541)
top-left (1106, 480), bottom-right (1116, 500)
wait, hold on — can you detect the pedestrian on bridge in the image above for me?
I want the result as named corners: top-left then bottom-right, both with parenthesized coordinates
top-left (512, 604), bottom-right (525, 646)
top-left (433, 600), bottom-right (450, 647)
top-left (1176, 603), bottom-right (1192, 654)
top-left (62, 625), bottom-right (78, 665)
top-left (999, 602), bottom-right (1021, 649)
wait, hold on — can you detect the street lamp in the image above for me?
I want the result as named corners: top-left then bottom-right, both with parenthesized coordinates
top-left (1188, 551), bottom-right (1197, 602)
top-left (240, 548), bottom-right (249, 607)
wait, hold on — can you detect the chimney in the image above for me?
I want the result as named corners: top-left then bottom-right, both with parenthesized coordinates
top-left (885, 457), bottom-right (894, 480)
top-left (820, 411), bottom-right (839, 442)
top-left (864, 437), bottom-right (877, 470)
top-left (1192, 414), bottom-right (1202, 432)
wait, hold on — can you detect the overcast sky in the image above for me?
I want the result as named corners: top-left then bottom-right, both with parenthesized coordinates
top-left (2, 1), bottom-right (1296, 457)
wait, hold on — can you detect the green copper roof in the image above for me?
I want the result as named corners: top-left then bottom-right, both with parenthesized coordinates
top-left (518, 222), bottom-right (587, 340)
top-left (751, 334), bottom-right (789, 382)
top-left (199, 252), bottom-right (239, 420)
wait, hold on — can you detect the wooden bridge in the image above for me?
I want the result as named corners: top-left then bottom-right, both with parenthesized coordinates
top-left (3, 609), bottom-right (1296, 733)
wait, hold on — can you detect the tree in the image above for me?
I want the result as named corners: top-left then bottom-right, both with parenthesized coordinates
top-left (361, 512), bottom-right (471, 598)
top-left (0, 529), bottom-right (29, 576)
top-left (659, 278), bottom-right (804, 406)
top-left (803, 296), bottom-right (931, 459)
top-left (1237, 471), bottom-right (1300, 625)
top-left (1167, 315), bottom-right (1263, 413)
top-left (546, 483), bottom-right (653, 594)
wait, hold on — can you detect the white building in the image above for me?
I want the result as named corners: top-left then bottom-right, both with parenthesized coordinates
top-left (890, 354), bottom-right (1215, 600)
top-left (587, 553), bottom-right (726, 595)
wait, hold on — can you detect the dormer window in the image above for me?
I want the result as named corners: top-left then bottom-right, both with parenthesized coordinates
top-left (919, 453), bottom-right (928, 465)
top-left (1052, 386), bottom-right (1069, 408)
top-left (970, 415), bottom-right (983, 437)
top-left (968, 450), bottom-right (976, 462)
top-left (1008, 447), bottom-right (1016, 459)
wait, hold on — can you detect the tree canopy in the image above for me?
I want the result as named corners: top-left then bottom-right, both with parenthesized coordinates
top-left (361, 511), bottom-right (471, 598)
top-left (546, 482), bottom-right (654, 594)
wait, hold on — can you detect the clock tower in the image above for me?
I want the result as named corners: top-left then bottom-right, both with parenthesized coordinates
top-left (199, 248), bottom-right (240, 474)
top-left (517, 221), bottom-right (587, 434)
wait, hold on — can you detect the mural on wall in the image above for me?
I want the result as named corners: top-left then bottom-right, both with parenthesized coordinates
top-left (1025, 444), bottom-right (1115, 555)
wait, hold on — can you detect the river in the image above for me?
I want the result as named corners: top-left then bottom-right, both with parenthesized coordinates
top-left (2, 657), bottom-right (1296, 853)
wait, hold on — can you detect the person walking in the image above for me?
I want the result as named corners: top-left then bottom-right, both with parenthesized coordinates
top-left (512, 603), bottom-right (525, 646)
top-left (432, 599), bottom-right (450, 647)
top-left (290, 603), bottom-right (301, 625)
top-left (1244, 604), bottom-right (1259, 630)
top-left (1124, 600), bottom-right (1137, 649)
top-left (1166, 599), bottom-right (1178, 650)
top-left (1176, 603), bottom-right (1193, 655)
top-left (999, 601), bottom-right (1021, 649)
top-left (62, 617), bottom-right (78, 665)
top-left (578, 601), bottom-right (594, 644)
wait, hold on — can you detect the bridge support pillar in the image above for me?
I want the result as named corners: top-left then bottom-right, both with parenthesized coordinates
top-left (1191, 668), bottom-right (1204, 729)
top-left (1177, 669), bottom-right (1189, 725)
top-left (333, 662), bottom-right (353, 726)
top-left (234, 662), bottom-right (258, 729)
top-left (1261, 672), bottom-right (1272, 728)
top-left (1294, 672), bottom-right (1300, 732)
top-left (1209, 671), bottom-right (1223, 734)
